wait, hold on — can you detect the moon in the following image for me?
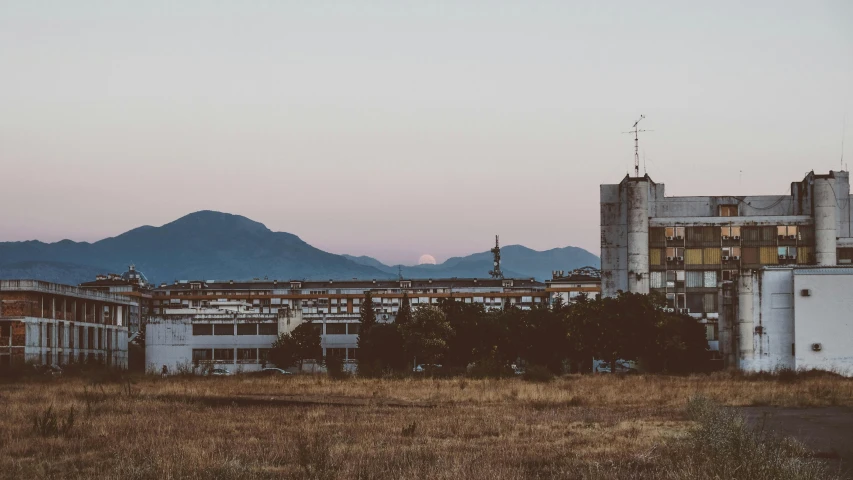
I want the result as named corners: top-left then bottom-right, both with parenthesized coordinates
top-left (418, 254), bottom-right (437, 265)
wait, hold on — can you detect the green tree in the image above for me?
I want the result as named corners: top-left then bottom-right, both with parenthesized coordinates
top-left (269, 321), bottom-right (322, 370)
top-left (359, 290), bottom-right (376, 333)
top-left (356, 323), bottom-right (408, 377)
top-left (356, 290), bottom-right (377, 368)
top-left (400, 305), bottom-right (454, 368)
top-left (396, 292), bottom-right (412, 327)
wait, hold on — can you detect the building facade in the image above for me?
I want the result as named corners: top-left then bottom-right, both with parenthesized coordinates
top-left (144, 277), bottom-right (548, 373)
top-left (719, 266), bottom-right (853, 375)
top-left (0, 280), bottom-right (133, 368)
top-left (79, 265), bottom-right (153, 336)
top-left (545, 267), bottom-right (602, 304)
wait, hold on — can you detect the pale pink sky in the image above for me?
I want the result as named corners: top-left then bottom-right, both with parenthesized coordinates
top-left (1, 1), bottom-right (851, 265)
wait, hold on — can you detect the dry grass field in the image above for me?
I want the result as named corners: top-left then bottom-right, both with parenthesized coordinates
top-left (1, 372), bottom-right (851, 479)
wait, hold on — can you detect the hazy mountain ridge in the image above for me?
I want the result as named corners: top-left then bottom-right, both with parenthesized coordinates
top-left (344, 245), bottom-right (600, 281)
top-left (0, 211), bottom-right (599, 285)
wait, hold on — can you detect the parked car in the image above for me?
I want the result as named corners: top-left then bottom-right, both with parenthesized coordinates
top-left (596, 361), bottom-right (638, 374)
top-left (207, 368), bottom-right (231, 376)
top-left (250, 368), bottom-right (292, 377)
top-left (413, 364), bottom-right (442, 373)
top-left (35, 364), bottom-right (62, 377)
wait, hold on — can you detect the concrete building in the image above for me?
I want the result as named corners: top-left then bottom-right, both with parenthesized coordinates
top-left (601, 170), bottom-right (853, 371)
top-left (720, 266), bottom-right (853, 375)
top-left (80, 265), bottom-right (153, 336)
top-left (546, 266), bottom-right (602, 304)
top-left (0, 280), bottom-right (133, 368)
top-left (145, 277), bottom-right (548, 373)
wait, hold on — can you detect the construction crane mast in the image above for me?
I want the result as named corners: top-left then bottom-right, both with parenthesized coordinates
top-left (623, 115), bottom-right (652, 177)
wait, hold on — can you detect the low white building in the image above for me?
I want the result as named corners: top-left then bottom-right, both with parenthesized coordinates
top-left (720, 266), bottom-right (853, 376)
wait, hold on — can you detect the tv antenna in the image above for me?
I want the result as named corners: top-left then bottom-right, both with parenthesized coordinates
top-left (623, 115), bottom-right (653, 177)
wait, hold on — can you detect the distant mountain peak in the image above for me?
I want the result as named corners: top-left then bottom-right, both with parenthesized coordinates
top-left (163, 210), bottom-right (269, 233)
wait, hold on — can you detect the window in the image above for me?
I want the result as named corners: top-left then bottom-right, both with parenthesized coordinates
top-left (722, 270), bottom-right (737, 281)
top-left (719, 205), bottom-right (738, 217)
top-left (237, 324), bottom-right (257, 335)
top-left (213, 324), bottom-right (234, 336)
top-left (311, 323), bottom-right (323, 335)
top-left (705, 323), bottom-right (719, 341)
top-left (258, 323), bottom-right (278, 336)
top-left (666, 293), bottom-right (675, 308)
top-left (721, 246), bottom-right (741, 258)
top-left (721, 226), bottom-right (741, 239)
top-left (665, 227), bottom-right (685, 240)
top-left (676, 293), bottom-right (686, 309)
top-left (666, 271), bottom-right (676, 288)
top-left (192, 348), bottom-right (212, 363)
top-left (193, 324), bottom-right (213, 336)
top-left (213, 348), bottom-right (234, 361)
top-left (326, 347), bottom-right (346, 358)
top-left (258, 348), bottom-right (271, 363)
top-left (666, 247), bottom-right (685, 259)
top-left (237, 348), bottom-right (257, 363)
top-left (347, 347), bottom-right (358, 360)
top-left (347, 323), bottom-right (360, 335)
top-left (326, 323), bottom-right (347, 335)
top-left (777, 225), bottom-right (798, 239)
top-left (778, 246), bottom-right (797, 259)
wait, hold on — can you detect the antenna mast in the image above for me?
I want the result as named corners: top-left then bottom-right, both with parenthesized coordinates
top-left (489, 235), bottom-right (503, 279)
top-left (623, 115), bottom-right (653, 177)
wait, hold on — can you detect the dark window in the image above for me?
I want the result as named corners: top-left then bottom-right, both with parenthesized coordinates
top-left (326, 347), bottom-right (346, 358)
top-left (347, 323), bottom-right (361, 335)
top-left (192, 324), bottom-right (213, 336)
top-left (213, 348), bottom-right (234, 361)
top-left (213, 324), bottom-right (234, 336)
top-left (311, 323), bottom-right (323, 335)
top-left (192, 348), bottom-right (212, 363)
top-left (347, 347), bottom-right (357, 359)
top-left (236, 324), bottom-right (257, 335)
top-left (237, 348), bottom-right (257, 362)
top-left (258, 348), bottom-right (271, 362)
top-left (326, 323), bottom-right (347, 335)
top-left (258, 323), bottom-right (278, 336)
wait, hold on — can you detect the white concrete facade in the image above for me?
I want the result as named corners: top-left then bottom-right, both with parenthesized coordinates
top-left (727, 267), bottom-right (853, 376)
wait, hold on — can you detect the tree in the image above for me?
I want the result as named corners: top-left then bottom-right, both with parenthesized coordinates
top-left (269, 321), bottom-right (321, 370)
top-left (357, 290), bottom-right (377, 368)
top-left (396, 292), bottom-right (412, 327)
top-left (356, 323), bottom-right (408, 377)
top-left (399, 305), bottom-right (454, 368)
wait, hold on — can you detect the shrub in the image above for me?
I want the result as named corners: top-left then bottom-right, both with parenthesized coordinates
top-left (32, 406), bottom-right (75, 438)
top-left (324, 355), bottom-right (349, 380)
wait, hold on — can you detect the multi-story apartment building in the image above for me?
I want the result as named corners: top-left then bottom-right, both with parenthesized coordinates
top-left (545, 267), bottom-right (602, 304)
top-left (601, 170), bottom-right (852, 365)
top-left (0, 280), bottom-right (133, 368)
top-left (145, 277), bottom-right (548, 373)
top-left (80, 265), bottom-right (153, 336)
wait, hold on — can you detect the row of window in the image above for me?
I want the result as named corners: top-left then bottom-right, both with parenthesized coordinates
top-left (192, 348), bottom-right (271, 363)
top-left (651, 246), bottom-right (814, 266)
top-left (192, 323), bottom-right (278, 336)
top-left (654, 225), bottom-right (809, 244)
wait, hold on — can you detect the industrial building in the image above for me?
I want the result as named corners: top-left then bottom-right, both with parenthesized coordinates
top-left (144, 277), bottom-right (551, 373)
top-left (0, 280), bottom-right (133, 368)
top-left (601, 170), bottom-right (853, 374)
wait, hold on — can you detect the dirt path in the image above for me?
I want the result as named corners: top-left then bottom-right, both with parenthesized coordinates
top-left (742, 406), bottom-right (853, 479)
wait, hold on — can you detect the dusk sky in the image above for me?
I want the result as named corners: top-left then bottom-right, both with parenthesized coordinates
top-left (1, 1), bottom-right (851, 265)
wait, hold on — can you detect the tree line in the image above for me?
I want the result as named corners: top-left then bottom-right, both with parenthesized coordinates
top-left (270, 291), bottom-right (711, 376)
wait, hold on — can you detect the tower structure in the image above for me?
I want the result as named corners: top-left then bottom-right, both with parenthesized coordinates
top-left (489, 235), bottom-right (504, 279)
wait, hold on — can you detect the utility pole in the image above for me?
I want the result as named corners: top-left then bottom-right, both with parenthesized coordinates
top-left (623, 115), bottom-right (653, 177)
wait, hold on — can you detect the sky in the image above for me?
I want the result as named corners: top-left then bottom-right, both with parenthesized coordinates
top-left (1, 1), bottom-right (852, 265)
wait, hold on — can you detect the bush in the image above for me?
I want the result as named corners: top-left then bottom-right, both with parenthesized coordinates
top-left (32, 406), bottom-right (75, 437)
top-left (522, 365), bottom-right (554, 383)
top-left (325, 355), bottom-right (349, 380)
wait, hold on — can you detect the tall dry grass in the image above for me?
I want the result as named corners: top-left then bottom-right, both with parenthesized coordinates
top-left (0, 373), bottom-right (848, 479)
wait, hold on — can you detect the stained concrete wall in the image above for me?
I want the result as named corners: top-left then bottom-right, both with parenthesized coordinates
top-left (794, 270), bottom-right (853, 376)
top-left (601, 183), bottom-right (628, 296)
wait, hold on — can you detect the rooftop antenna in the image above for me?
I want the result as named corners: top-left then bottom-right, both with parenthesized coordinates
top-left (623, 115), bottom-right (653, 177)
top-left (489, 235), bottom-right (504, 279)
top-left (842, 115), bottom-right (847, 170)
top-left (398, 265), bottom-right (403, 281)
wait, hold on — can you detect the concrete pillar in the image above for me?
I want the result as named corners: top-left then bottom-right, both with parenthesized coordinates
top-left (737, 271), bottom-right (755, 363)
top-left (626, 179), bottom-right (650, 294)
top-left (814, 176), bottom-right (837, 265)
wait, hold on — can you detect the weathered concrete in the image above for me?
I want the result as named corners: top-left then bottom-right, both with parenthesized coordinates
top-left (626, 178), bottom-right (650, 294)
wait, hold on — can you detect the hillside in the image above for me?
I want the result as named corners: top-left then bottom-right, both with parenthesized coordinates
top-left (0, 211), bottom-right (394, 284)
top-left (345, 245), bottom-right (600, 281)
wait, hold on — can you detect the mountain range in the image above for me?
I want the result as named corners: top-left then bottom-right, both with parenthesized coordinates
top-left (0, 211), bottom-right (599, 285)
